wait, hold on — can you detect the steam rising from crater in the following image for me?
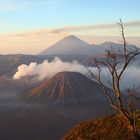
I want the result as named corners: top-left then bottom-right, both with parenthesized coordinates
top-left (13, 57), bottom-right (87, 81)
top-left (13, 57), bottom-right (140, 90)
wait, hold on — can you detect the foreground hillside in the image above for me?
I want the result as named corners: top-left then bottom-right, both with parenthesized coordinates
top-left (62, 114), bottom-right (140, 140)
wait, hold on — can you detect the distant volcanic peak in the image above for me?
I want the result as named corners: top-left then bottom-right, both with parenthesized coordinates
top-left (58, 35), bottom-right (89, 45)
top-left (29, 71), bottom-right (103, 104)
top-left (39, 35), bottom-right (91, 55)
top-left (63, 35), bottom-right (84, 41)
top-left (39, 34), bottom-right (139, 56)
top-left (63, 35), bottom-right (78, 39)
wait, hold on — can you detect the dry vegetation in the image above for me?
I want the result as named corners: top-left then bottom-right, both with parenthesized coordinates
top-left (62, 113), bottom-right (140, 140)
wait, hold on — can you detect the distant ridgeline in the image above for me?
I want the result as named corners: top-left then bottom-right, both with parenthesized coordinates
top-left (39, 35), bottom-right (138, 56)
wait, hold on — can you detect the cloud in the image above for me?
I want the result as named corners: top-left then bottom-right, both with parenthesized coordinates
top-left (0, 0), bottom-right (57, 11)
top-left (52, 21), bottom-right (140, 33)
top-left (124, 21), bottom-right (140, 27)
top-left (0, 29), bottom-right (61, 39)
top-left (13, 57), bottom-right (87, 81)
top-left (13, 57), bottom-right (140, 90)
top-left (0, 20), bottom-right (140, 39)
top-left (0, 1), bottom-right (23, 11)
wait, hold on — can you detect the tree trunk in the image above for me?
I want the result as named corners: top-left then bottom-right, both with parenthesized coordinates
top-left (130, 119), bottom-right (140, 140)
top-left (133, 128), bottom-right (140, 140)
top-left (120, 111), bottom-right (140, 140)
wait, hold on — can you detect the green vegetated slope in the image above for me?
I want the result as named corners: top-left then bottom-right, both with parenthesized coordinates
top-left (62, 113), bottom-right (140, 140)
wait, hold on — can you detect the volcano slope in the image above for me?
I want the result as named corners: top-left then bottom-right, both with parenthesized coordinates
top-left (28, 72), bottom-right (108, 104)
top-left (0, 72), bottom-right (114, 140)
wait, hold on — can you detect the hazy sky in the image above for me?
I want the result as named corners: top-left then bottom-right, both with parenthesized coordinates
top-left (0, 0), bottom-right (140, 54)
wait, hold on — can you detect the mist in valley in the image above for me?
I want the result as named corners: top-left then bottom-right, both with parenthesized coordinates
top-left (13, 57), bottom-right (140, 90)
top-left (0, 63), bottom-right (112, 140)
top-left (0, 24), bottom-right (139, 140)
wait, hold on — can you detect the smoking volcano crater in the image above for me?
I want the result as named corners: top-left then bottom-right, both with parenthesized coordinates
top-left (27, 71), bottom-right (106, 104)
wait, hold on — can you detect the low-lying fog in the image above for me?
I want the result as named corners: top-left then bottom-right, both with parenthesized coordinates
top-left (0, 88), bottom-right (112, 140)
top-left (0, 92), bottom-right (136, 140)
top-left (13, 57), bottom-right (140, 90)
top-left (0, 57), bottom-right (139, 140)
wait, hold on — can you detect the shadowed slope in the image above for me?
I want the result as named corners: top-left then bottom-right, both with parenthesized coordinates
top-left (29, 72), bottom-right (104, 103)
top-left (39, 35), bottom-right (94, 55)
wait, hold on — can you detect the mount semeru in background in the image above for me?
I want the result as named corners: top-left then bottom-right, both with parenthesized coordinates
top-left (39, 35), bottom-right (138, 56)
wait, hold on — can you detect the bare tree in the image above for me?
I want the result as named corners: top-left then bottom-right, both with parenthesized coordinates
top-left (88, 19), bottom-right (140, 139)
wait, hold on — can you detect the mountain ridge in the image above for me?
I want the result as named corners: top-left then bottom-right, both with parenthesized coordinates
top-left (39, 35), bottom-right (138, 56)
top-left (39, 35), bottom-right (94, 55)
top-left (28, 71), bottom-right (105, 104)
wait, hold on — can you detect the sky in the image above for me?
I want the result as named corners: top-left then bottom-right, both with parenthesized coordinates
top-left (0, 0), bottom-right (140, 54)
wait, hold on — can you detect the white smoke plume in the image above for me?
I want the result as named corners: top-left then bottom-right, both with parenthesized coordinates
top-left (13, 57), bottom-right (140, 90)
top-left (13, 57), bottom-right (87, 81)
